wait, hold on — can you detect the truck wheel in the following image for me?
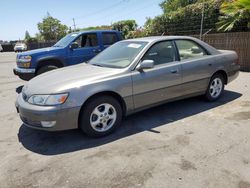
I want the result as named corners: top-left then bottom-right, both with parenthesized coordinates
top-left (37, 65), bottom-right (58, 75)
top-left (79, 96), bottom-right (122, 137)
top-left (205, 73), bottom-right (225, 101)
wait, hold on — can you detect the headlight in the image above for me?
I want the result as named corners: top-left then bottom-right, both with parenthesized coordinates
top-left (27, 93), bottom-right (68, 106)
top-left (20, 55), bottom-right (32, 60)
top-left (18, 55), bottom-right (32, 63)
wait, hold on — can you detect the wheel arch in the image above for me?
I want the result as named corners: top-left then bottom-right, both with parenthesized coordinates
top-left (77, 91), bottom-right (127, 127)
top-left (212, 70), bottom-right (228, 84)
top-left (36, 58), bottom-right (64, 74)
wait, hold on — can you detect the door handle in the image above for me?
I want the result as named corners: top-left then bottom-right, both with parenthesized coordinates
top-left (208, 63), bottom-right (212, 66)
top-left (170, 69), bottom-right (178, 74)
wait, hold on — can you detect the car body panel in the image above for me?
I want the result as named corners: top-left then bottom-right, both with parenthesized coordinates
top-left (16, 36), bottom-right (240, 131)
top-left (131, 61), bottom-right (182, 109)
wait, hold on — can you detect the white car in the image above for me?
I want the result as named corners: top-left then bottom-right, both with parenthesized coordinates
top-left (0, 44), bottom-right (3, 52)
top-left (14, 43), bottom-right (27, 52)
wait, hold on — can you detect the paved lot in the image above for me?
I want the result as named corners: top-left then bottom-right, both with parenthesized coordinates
top-left (0, 52), bottom-right (250, 188)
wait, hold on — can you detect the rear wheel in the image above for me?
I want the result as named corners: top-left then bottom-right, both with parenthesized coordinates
top-left (205, 73), bottom-right (225, 101)
top-left (37, 65), bottom-right (59, 75)
top-left (79, 96), bottom-right (122, 137)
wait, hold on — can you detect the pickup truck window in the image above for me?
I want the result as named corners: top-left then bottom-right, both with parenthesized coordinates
top-left (74, 33), bottom-right (98, 48)
top-left (53, 33), bottom-right (77, 47)
top-left (102, 33), bottom-right (118, 46)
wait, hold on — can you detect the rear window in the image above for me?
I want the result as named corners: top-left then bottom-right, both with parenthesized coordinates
top-left (102, 33), bottom-right (118, 46)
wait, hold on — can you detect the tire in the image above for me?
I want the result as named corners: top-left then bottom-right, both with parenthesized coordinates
top-left (205, 73), bottom-right (225, 101)
top-left (79, 96), bottom-right (122, 137)
top-left (37, 65), bottom-right (59, 75)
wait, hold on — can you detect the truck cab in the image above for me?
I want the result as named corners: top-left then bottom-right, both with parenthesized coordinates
top-left (13, 30), bottom-right (122, 81)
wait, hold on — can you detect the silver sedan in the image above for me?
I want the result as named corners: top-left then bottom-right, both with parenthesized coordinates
top-left (16, 36), bottom-right (240, 137)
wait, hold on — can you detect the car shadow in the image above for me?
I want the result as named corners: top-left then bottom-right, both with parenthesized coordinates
top-left (18, 90), bottom-right (242, 155)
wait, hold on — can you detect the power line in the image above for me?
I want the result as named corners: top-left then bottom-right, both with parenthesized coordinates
top-left (75, 0), bottom-right (159, 28)
top-left (66, 0), bottom-right (129, 25)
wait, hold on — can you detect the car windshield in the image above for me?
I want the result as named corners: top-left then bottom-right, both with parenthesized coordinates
top-left (53, 33), bottom-right (79, 47)
top-left (16, 43), bottom-right (24, 46)
top-left (89, 41), bottom-right (148, 68)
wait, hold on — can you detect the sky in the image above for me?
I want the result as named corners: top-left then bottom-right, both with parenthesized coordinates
top-left (0, 0), bottom-right (163, 41)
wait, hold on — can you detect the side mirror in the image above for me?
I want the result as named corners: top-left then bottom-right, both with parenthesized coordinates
top-left (136, 60), bottom-right (154, 71)
top-left (70, 42), bottom-right (79, 49)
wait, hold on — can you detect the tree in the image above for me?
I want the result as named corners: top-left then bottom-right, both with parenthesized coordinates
top-left (112, 20), bottom-right (138, 39)
top-left (144, 0), bottom-right (223, 36)
top-left (160, 0), bottom-right (199, 13)
top-left (37, 13), bottom-right (68, 41)
top-left (24, 31), bottom-right (31, 41)
top-left (217, 0), bottom-right (250, 31)
top-left (35, 33), bottom-right (44, 42)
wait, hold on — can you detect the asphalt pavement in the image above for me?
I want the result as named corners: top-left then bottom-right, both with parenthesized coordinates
top-left (0, 52), bottom-right (250, 188)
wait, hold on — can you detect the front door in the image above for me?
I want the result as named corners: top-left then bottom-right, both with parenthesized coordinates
top-left (132, 41), bottom-right (182, 110)
top-left (68, 33), bottom-right (101, 65)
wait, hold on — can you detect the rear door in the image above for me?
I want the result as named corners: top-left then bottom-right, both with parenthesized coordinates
top-left (68, 33), bottom-right (101, 65)
top-left (132, 40), bottom-right (182, 109)
top-left (174, 39), bottom-right (214, 95)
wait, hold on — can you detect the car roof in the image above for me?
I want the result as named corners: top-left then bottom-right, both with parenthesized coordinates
top-left (124, 36), bottom-right (199, 43)
top-left (124, 35), bottom-right (220, 55)
top-left (73, 30), bottom-right (120, 35)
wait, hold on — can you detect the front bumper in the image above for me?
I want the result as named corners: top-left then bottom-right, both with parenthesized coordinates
top-left (13, 67), bottom-right (36, 81)
top-left (14, 48), bottom-right (26, 51)
top-left (15, 93), bottom-right (81, 131)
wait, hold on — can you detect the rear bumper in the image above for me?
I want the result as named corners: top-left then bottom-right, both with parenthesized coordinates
top-left (15, 93), bottom-right (81, 131)
top-left (13, 67), bottom-right (36, 81)
top-left (228, 65), bottom-right (240, 84)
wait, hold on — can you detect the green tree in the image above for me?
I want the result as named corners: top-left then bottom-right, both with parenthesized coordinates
top-left (145, 0), bottom-right (222, 36)
top-left (24, 30), bottom-right (31, 41)
top-left (217, 0), bottom-right (250, 31)
top-left (160, 0), bottom-right (199, 13)
top-left (35, 33), bottom-right (44, 42)
top-left (112, 20), bottom-right (138, 39)
top-left (37, 13), bottom-right (68, 41)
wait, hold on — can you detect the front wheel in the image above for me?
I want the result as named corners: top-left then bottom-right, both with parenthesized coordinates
top-left (205, 73), bottom-right (225, 101)
top-left (79, 96), bottom-right (122, 137)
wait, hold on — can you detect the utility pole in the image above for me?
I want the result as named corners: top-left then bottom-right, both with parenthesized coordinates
top-left (73, 18), bottom-right (76, 31)
top-left (199, 2), bottom-right (204, 40)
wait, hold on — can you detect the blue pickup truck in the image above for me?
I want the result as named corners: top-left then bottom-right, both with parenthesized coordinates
top-left (13, 30), bottom-right (122, 80)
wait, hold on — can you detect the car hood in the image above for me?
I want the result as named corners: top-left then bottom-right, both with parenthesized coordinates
top-left (23, 63), bottom-right (124, 96)
top-left (19, 46), bottom-right (63, 56)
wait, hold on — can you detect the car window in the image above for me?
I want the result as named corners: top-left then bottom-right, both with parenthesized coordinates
top-left (89, 41), bottom-right (148, 68)
top-left (102, 33), bottom-right (118, 46)
top-left (74, 33), bottom-right (98, 48)
top-left (175, 40), bottom-right (207, 60)
top-left (142, 41), bottom-right (176, 66)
